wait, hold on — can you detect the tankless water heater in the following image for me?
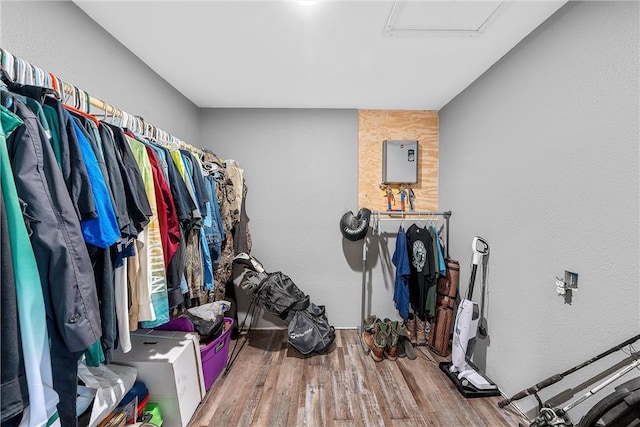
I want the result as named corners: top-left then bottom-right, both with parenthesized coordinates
top-left (382, 140), bottom-right (418, 184)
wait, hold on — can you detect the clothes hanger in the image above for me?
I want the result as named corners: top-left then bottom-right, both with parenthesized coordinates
top-left (61, 84), bottom-right (99, 127)
top-left (92, 101), bottom-right (109, 122)
top-left (97, 102), bottom-right (117, 125)
top-left (61, 82), bottom-right (73, 107)
top-left (0, 49), bottom-right (16, 83)
top-left (44, 72), bottom-right (52, 90)
top-left (81, 90), bottom-right (89, 113)
top-left (64, 104), bottom-right (100, 127)
top-left (22, 60), bottom-right (34, 86)
top-left (49, 73), bottom-right (62, 99)
top-left (415, 211), bottom-right (425, 229)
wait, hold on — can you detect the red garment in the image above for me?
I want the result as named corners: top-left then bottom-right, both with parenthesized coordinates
top-left (145, 146), bottom-right (181, 267)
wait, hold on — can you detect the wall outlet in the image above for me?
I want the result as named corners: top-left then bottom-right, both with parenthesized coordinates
top-left (564, 270), bottom-right (578, 290)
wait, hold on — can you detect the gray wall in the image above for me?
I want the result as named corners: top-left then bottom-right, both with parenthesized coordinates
top-left (4, 1), bottom-right (639, 419)
top-left (200, 109), bottom-right (362, 328)
top-left (1, 1), bottom-right (199, 144)
top-left (439, 1), bottom-right (639, 421)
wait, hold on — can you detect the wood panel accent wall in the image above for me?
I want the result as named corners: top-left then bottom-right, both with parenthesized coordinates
top-left (358, 110), bottom-right (439, 211)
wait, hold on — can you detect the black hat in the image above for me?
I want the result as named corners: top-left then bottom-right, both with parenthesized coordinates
top-left (340, 208), bottom-right (371, 241)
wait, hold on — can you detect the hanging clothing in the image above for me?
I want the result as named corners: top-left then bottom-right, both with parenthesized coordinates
top-left (406, 223), bottom-right (435, 319)
top-left (41, 103), bottom-right (62, 169)
top-left (170, 149), bottom-right (201, 224)
top-left (233, 182), bottom-right (252, 256)
top-left (45, 97), bottom-right (96, 222)
top-left (210, 164), bottom-right (237, 301)
top-left (104, 123), bottom-right (152, 237)
top-left (1, 105), bottom-right (60, 427)
top-left (182, 152), bottom-right (213, 292)
top-left (145, 144), bottom-right (182, 308)
top-left (392, 226), bottom-right (411, 320)
top-left (126, 139), bottom-right (155, 324)
top-left (69, 117), bottom-right (119, 248)
top-left (1, 190), bottom-right (30, 424)
top-left (113, 241), bottom-right (133, 353)
top-left (98, 124), bottom-right (131, 235)
top-left (162, 145), bottom-right (197, 228)
top-left (127, 238), bottom-right (142, 331)
top-left (223, 159), bottom-right (243, 227)
top-left (435, 227), bottom-right (446, 275)
top-left (127, 135), bottom-right (169, 328)
top-left (86, 243), bottom-right (117, 364)
top-left (203, 175), bottom-right (224, 262)
top-left (2, 93), bottom-right (102, 352)
top-left (212, 230), bottom-right (234, 302)
top-left (145, 145), bottom-right (180, 269)
top-left (426, 226), bottom-right (440, 317)
top-left (3, 95), bottom-right (94, 427)
top-left (182, 150), bottom-right (208, 216)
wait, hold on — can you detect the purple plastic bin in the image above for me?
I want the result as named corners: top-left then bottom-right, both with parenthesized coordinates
top-left (154, 316), bottom-right (195, 332)
top-left (201, 318), bottom-right (234, 391)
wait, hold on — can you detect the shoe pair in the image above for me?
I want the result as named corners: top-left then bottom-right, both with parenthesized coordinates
top-left (362, 318), bottom-right (400, 362)
top-left (395, 324), bottom-right (417, 360)
top-left (405, 313), bottom-right (428, 346)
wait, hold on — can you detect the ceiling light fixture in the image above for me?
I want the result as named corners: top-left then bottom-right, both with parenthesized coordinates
top-left (297, 1), bottom-right (318, 6)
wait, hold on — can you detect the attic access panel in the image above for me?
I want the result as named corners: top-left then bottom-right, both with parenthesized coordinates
top-left (382, 140), bottom-right (418, 184)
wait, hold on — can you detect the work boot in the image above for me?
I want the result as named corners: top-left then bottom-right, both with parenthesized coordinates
top-left (385, 320), bottom-right (399, 361)
top-left (405, 314), bottom-right (417, 346)
top-left (416, 316), bottom-right (427, 346)
top-left (362, 322), bottom-right (387, 362)
top-left (363, 315), bottom-right (379, 334)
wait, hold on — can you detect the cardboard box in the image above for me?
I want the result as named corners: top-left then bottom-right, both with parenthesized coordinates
top-left (111, 329), bottom-right (206, 427)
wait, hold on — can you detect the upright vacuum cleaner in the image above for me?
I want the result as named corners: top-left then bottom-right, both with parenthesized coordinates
top-left (440, 236), bottom-right (500, 398)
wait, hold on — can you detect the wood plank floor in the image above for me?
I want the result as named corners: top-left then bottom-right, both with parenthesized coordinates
top-left (189, 329), bottom-right (528, 427)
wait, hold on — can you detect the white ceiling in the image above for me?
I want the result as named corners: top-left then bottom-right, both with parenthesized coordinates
top-left (75, 0), bottom-right (567, 110)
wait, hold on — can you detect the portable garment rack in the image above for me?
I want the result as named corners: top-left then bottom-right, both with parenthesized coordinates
top-left (359, 210), bottom-right (452, 346)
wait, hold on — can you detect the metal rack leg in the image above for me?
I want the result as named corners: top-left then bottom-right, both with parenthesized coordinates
top-left (359, 244), bottom-right (370, 353)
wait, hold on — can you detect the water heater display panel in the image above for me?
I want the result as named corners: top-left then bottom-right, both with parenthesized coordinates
top-left (382, 140), bottom-right (418, 184)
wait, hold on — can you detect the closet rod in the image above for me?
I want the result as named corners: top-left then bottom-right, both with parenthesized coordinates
top-left (59, 83), bottom-right (203, 156)
top-left (0, 47), bottom-right (202, 156)
top-left (371, 210), bottom-right (451, 258)
top-left (371, 210), bottom-right (451, 218)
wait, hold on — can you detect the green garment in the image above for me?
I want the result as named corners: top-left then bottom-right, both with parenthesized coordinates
top-left (24, 97), bottom-right (51, 137)
top-left (83, 340), bottom-right (105, 367)
top-left (42, 104), bottom-right (62, 169)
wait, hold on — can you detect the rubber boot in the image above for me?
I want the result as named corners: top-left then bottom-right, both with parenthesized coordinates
top-left (385, 320), bottom-right (399, 361)
top-left (363, 322), bottom-right (387, 362)
top-left (405, 314), bottom-right (417, 346)
top-left (416, 316), bottom-right (427, 346)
